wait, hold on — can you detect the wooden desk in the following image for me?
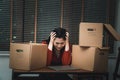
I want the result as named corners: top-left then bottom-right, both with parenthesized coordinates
top-left (12, 67), bottom-right (108, 80)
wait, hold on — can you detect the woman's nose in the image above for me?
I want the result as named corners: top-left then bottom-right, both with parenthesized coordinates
top-left (57, 44), bottom-right (62, 47)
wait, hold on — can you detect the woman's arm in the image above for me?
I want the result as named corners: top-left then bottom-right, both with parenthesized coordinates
top-left (65, 32), bottom-right (69, 51)
top-left (47, 32), bottom-right (56, 65)
top-left (41, 40), bottom-right (52, 66)
top-left (62, 32), bottom-right (72, 65)
top-left (62, 49), bottom-right (72, 65)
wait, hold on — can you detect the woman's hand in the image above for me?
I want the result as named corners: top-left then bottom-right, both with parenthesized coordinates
top-left (48, 32), bottom-right (56, 51)
top-left (65, 32), bottom-right (70, 51)
top-left (66, 32), bottom-right (69, 42)
top-left (50, 32), bottom-right (56, 43)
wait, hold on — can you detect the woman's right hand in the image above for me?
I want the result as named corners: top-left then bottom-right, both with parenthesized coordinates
top-left (50, 32), bottom-right (56, 43)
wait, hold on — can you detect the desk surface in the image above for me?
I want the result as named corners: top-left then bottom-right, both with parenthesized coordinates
top-left (13, 67), bottom-right (108, 74)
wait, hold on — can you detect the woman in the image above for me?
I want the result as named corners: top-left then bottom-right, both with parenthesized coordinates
top-left (41, 27), bottom-right (72, 80)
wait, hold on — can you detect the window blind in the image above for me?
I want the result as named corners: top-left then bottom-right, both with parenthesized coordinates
top-left (12, 0), bottom-right (24, 42)
top-left (0, 0), bottom-right (10, 51)
top-left (0, 0), bottom-right (116, 55)
top-left (37, 0), bottom-right (61, 42)
top-left (23, 0), bottom-right (35, 42)
top-left (63, 0), bottom-right (82, 44)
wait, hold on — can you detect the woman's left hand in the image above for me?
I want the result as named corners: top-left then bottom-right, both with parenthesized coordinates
top-left (65, 32), bottom-right (69, 51)
top-left (66, 32), bottom-right (69, 42)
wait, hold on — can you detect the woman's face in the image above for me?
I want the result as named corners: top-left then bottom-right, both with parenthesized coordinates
top-left (53, 38), bottom-right (66, 51)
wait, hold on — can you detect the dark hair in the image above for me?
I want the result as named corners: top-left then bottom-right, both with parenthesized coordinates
top-left (45, 27), bottom-right (67, 44)
top-left (52, 27), bottom-right (66, 40)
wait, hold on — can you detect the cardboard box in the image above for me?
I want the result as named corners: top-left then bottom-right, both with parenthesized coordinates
top-left (71, 45), bottom-right (109, 72)
top-left (9, 43), bottom-right (47, 70)
top-left (79, 22), bottom-right (120, 47)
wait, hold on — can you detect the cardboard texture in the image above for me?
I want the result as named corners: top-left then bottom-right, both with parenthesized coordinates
top-left (71, 45), bottom-right (109, 72)
top-left (9, 43), bottom-right (47, 70)
top-left (79, 22), bottom-right (120, 47)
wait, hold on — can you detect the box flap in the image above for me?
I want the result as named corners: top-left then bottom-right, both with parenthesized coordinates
top-left (98, 47), bottom-right (110, 50)
top-left (104, 24), bottom-right (120, 41)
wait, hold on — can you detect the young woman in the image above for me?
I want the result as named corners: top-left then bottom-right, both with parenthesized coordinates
top-left (41, 27), bottom-right (72, 80)
top-left (42, 27), bottom-right (72, 66)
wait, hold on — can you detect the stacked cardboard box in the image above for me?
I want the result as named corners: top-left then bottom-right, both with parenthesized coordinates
top-left (71, 22), bottom-right (120, 72)
top-left (9, 43), bottom-right (47, 70)
top-left (72, 45), bottom-right (109, 72)
top-left (79, 23), bottom-right (120, 48)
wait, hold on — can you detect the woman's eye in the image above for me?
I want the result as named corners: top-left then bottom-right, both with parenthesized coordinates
top-left (56, 43), bottom-right (59, 44)
top-left (56, 42), bottom-right (64, 44)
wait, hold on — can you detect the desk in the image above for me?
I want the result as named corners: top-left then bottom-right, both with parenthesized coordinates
top-left (12, 67), bottom-right (108, 80)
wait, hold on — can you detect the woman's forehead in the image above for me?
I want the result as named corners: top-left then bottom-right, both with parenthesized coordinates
top-left (54, 38), bottom-right (65, 42)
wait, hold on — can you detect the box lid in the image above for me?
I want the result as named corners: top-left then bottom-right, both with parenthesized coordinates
top-left (104, 24), bottom-right (120, 41)
top-left (98, 47), bottom-right (110, 50)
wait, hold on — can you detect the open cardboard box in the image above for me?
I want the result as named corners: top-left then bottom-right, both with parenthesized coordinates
top-left (79, 22), bottom-right (120, 48)
top-left (9, 43), bottom-right (47, 70)
top-left (71, 45), bottom-right (109, 72)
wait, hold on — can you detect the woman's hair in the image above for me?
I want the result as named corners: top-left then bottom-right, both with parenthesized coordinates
top-left (45, 27), bottom-right (67, 44)
top-left (52, 27), bottom-right (67, 40)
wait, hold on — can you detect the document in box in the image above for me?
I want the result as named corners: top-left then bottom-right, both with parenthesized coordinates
top-left (48, 65), bottom-right (79, 71)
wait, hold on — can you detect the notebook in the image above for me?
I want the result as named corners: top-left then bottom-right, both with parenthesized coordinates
top-left (48, 65), bottom-right (79, 71)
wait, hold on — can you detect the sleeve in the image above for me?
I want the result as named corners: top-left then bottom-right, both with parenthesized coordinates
top-left (41, 40), bottom-right (52, 66)
top-left (41, 40), bottom-right (47, 44)
top-left (62, 45), bottom-right (72, 65)
top-left (47, 49), bottom-right (53, 66)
